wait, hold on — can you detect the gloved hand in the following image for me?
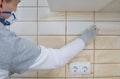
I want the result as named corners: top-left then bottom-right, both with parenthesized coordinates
top-left (80, 25), bottom-right (99, 45)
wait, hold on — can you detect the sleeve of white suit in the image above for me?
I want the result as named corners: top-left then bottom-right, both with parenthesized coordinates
top-left (28, 38), bottom-right (85, 70)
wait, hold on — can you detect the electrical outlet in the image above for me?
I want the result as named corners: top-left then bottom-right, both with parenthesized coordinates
top-left (69, 62), bottom-right (90, 75)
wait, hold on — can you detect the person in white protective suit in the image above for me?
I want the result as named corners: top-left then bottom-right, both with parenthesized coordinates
top-left (0, 0), bottom-right (99, 79)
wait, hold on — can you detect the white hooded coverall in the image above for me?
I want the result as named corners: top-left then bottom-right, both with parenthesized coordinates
top-left (0, 23), bottom-right (85, 79)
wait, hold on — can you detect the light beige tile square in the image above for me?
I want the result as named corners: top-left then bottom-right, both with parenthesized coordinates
top-left (38, 67), bottom-right (65, 77)
top-left (67, 36), bottom-right (94, 49)
top-left (69, 50), bottom-right (94, 63)
top-left (38, 78), bottom-right (65, 79)
top-left (10, 78), bottom-right (37, 79)
top-left (94, 64), bottom-right (120, 77)
top-left (66, 64), bottom-right (93, 77)
top-left (95, 12), bottom-right (120, 21)
top-left (19, 36), bottom-right (37, 45)
top-left (38, 0), bottom-right (48, 6)
top-left (17, 8), bottom-right (37, 21)
top-left (38, 22), bottom-right (65, 35)
top-left (67, 22), bottom-right (94, 35)
top-left (96, 22), bottom-right (120, 35)
top-left (66, 78), bottom-right (93, 79)
top-left (10, 22), bottom-right (37, 35)
top-left (95, 36), bottom-right (120, 49)
top-left (18, 0), bottom-right (37, 6)
top-left (38, 36), bottom-right (65, 49)
top-left (95, 50), bottom-right (120, 63)
top-left (11, 71), bottom-right (37, 77)
top-left (94, 78), bottom-right (119, 79)
top-left (67, 12), bottom-right (94, 21)
top-left (38, 7), bottom-right (65, 20)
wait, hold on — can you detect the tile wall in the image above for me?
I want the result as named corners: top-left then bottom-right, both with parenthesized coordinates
top-left (10, 0), bottom-right (120, 79)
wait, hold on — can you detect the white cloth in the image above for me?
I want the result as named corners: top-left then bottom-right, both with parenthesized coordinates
top-left (29, 38), bottom-right (85, 70)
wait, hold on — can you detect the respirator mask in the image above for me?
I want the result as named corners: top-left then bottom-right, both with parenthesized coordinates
top-left (0, 11), bottom-right (17, 26)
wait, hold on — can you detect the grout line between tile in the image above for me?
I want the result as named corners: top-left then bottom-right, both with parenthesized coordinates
top-left (17, 34), bottom-right (120, 36)
top-left (16, 20), bottom-right (120, 22)
top-left (93, 11), bottom-right (96, 79)
top-left (65, 11), bottom-right (67, 79)
top-left (37, 0), bottom-right (39, 79)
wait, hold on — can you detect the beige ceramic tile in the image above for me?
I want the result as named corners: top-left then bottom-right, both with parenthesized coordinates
top-left (38, 67), bottom-right (65, 77)
top-left (66, 64), bottom-right (93, 77)
top-left (67, 12), bottom-right (94, 21)
top-left (10, 22), bottom-right (37, 35)
top-left (67, 22), bottom-right (94, 35)
top-left (94, 64), bottom-right (120, 77)
top-left (95, 12), bottom-right (120, 21)
top-left (66, 78), bottom-right (93, 79)
top-left (94, 78), bottom-right (120, 79)
top-left (67, 36), bottom-right (94, 49)
top-left (38, 36), bottom-right (65, 49)
top-left (96, 22), bottom-right (120, 35)
top-left (19, 36), bottom-right (37, 45)
top-left (18, 0), bottom-right (37, 6)
top-left (69, 50), bottom-right (94, 63)
top-left (11, 78), bottom-right (37, 79)
top-left (17, 8), bottom-right (37, 21)
top-left (95, 50), bottom-right (120, 63)
top-left (11, 71), bottom-right (37, 77)
top-left (38, 22), bottom-right (65, 35)
top-left (95, 36), bottom-right (120, 49)
top-left (38, 7), bottom-right (65, 20)
top-left (38, 78), bottom-right (65, 79)
top-left (38, 0), bottom-right (48, 6)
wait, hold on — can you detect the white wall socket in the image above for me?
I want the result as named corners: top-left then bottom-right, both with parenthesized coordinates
top-left (69, 62), bottom-right (90, 75)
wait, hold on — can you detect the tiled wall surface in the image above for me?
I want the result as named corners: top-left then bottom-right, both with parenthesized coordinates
top-left (10, 0), bottom-right (120, 79)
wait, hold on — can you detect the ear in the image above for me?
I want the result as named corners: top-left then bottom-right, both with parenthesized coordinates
top-left (0, 0), bottom-right (3, 12)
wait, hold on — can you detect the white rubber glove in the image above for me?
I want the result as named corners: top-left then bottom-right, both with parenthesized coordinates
top-left (80, 25), bottom-right (98, 45)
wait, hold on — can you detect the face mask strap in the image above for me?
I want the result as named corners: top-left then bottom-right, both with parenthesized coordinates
top-left (11, 12), bottom-right (16, 20)
top-left (0, 11), bottom-right (16, 26)
top-left (0, 18), bottom-right (5, 23)
top-left (0, 18), bottom-right (10, 25)
top-left (4, 19), bottom-right (11, 25)
top-left (2, 11), bottom-right (12, 14)
top-left (2, 11), bottom-right (16, 19)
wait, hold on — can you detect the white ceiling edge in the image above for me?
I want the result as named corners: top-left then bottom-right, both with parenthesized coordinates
top-left (47, 0), bottom-right (113, 11)
top-left (99, 0), bottom-right (120, 12)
